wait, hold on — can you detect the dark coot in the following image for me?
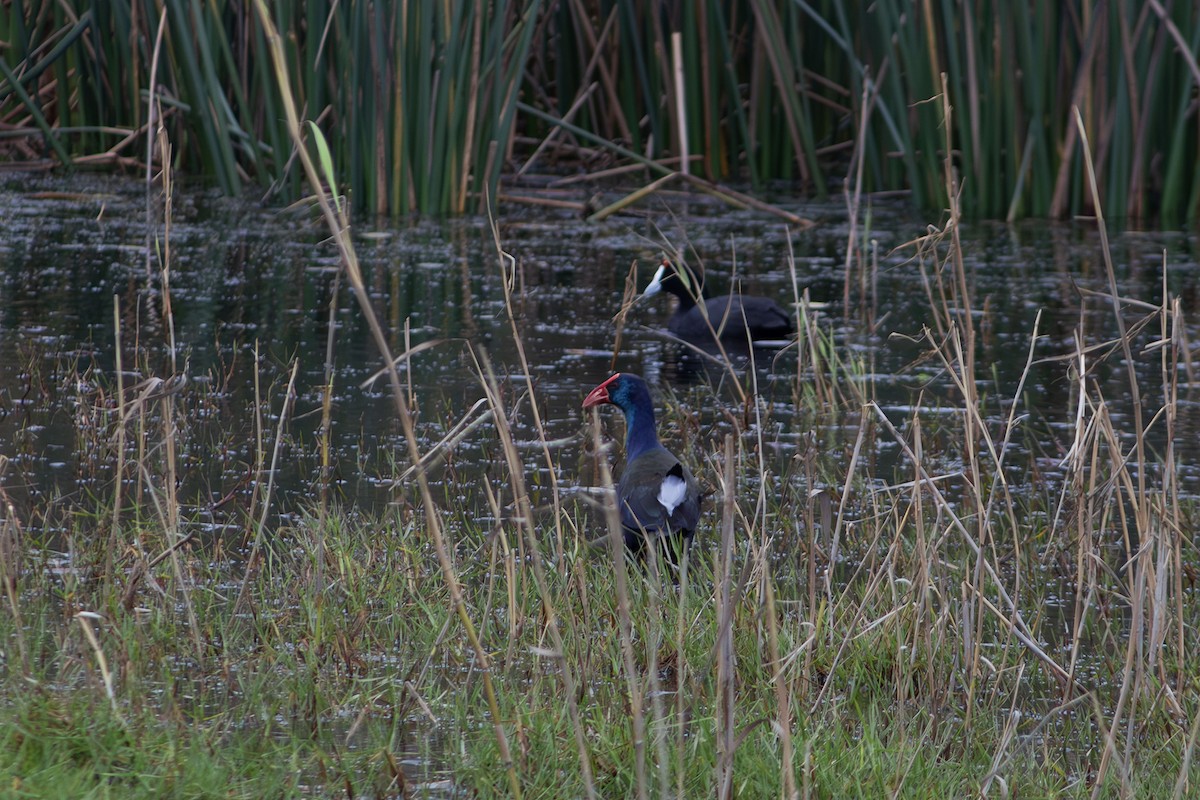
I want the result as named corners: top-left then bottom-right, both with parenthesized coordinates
top-left (644, 259), bottom-right (794, 345)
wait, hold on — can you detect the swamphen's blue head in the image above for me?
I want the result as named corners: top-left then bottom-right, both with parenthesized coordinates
top-left (582, 372), bottom-right (662, 460)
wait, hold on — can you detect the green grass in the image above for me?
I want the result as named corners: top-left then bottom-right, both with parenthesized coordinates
top-left (3, 468), bottom-right (1193, 798)
top-left (0, 689), bottom-right (313, 798)
top-left (0, 504), bottom-right (457, 797)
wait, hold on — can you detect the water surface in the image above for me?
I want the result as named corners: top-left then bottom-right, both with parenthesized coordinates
top-left (3, 176), bottom-right (1197, 527)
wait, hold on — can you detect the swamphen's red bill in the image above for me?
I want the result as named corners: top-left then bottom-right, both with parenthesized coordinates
top-left (582, 373), bottom-right (621, 409)
top-left (582, 372), bottom-right (701, 563)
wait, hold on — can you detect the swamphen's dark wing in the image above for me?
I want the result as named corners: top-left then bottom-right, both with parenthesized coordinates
top-left (617, 448), bottom-right (701, 552)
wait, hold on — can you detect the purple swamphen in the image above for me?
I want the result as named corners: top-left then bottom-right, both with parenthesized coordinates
top-left (583, 373), bottom-right (701, 559)
top-left (644, 258), bottom-right (794, 344)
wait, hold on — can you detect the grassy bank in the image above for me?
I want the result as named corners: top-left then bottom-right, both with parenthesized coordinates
top-left (2, 2), bottom-right (1200, 221)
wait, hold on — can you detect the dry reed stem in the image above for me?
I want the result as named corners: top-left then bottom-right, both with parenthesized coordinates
top-left (479, 476), bottom-right (521, 666)
top-left (672, 32), bottom-right (689, 178)
top-left (489, 219), bottom-right (570, 572)
top-left (1072, 103), bottom-right (1167, 799)
top-left (979, 663), bottom-right (1025, 795)
top-left (566, 0), bottom-right (631, 145)
top-left (587, 172), bottom-right (679, 222)
top-left (148, 114), bottom-right (204, 665)
top-left (252, 5), bottom-right (521, 795)
top-left (358, 340), bottom-right (449, 390)
top-left (472, 350), bottom-right (597, 800)
top-left (679, 174), bottom-right (811, 226)
top-left (316, 268), bottom-right (340, 568)
top-left (547, 155), bottom-right (696, 186)
top-left (674, 538), bottom-right (691, 800)
top-left (245, 340), bottom-right (265, 542)
top-left (867, 404), bottom-right (1074, 688)
top-left (390, 398), bottom-right (492, 485)
top-left (143, 5), bottom-right (168, 278)
top-left (842, 73), bottom-right (872, 313)
top-left (75, 611), bottom-right (122, 722)
top-left (516, 75), bottom-right (599, 177)
top-left (233, 359), bottom-right (300, 618)
top-left (715, 434), bottom-right (736, 800)
top-left (1171, 704), bottom-right (1200, 799)
top-left (826, 413), bottom-right (869, 607)
top-left (588, 415), bottom-right (649, 800)
top-left (764, 563), bottom-right (798, 800)
top-left (455, 4), bottom-right (483, 215)
top-left (107, 295), bottom-right (126, 580)
top-left (608, 260), bottom-right (641, 373)
top-left (0, 479), bottom-right (26, 673)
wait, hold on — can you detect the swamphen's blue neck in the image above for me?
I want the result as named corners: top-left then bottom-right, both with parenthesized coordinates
top-left (619, 401), bottom-right (662, 461)
top-left (610, 377), bottom-right (663, 461)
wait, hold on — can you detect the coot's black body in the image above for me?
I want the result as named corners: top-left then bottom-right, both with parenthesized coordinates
top-left (644, 260), bottom-right (793, 344)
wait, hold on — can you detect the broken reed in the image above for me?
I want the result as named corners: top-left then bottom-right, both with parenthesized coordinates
top-left (3, 2), bottom-right (1199, 221)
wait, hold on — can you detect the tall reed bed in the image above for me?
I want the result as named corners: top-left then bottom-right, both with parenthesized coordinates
top-left (0, 1), bottom-right (540, 214)
top-left (532, 0), bottom-right (1200, 222)
top-left (3, 2), bottom-right (1199, 221)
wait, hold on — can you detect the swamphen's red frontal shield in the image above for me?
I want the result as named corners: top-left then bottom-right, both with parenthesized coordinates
top-left (584, 373), bottom-right (701, 559)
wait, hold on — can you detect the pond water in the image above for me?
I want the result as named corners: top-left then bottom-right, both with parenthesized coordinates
top-left (3, 175), bottom-right (1199, 527)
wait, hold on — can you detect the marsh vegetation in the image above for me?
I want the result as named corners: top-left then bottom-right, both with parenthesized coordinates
top-left (4, 3), bottom-right (1200, 798)
top-left (2, 160), bottom-right (1200, 796)
top-left (3, 2), bottom-right (1200, 221)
